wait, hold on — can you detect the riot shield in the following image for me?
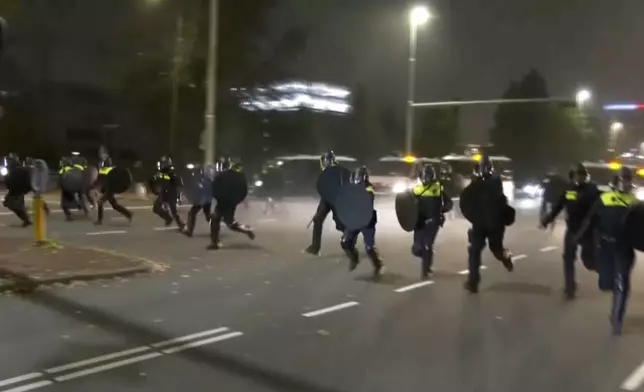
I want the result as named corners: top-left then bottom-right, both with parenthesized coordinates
top-left (184, 170), bottom-right (213, 206)
top-left (84, 166), bottom-right (98, 189)
top-left (106, 167), bottom-right (132, 194)
top-left (316, 165), bottom-right (351, 205)
top-left (395, 191), bottom-right (418, 232)
top-left (459, 183), bottom-right (478, 224)
top-left (626, 202), bottom-right (644, 252)
top-left (5, 166), bottom-right (31, 195)
top-left (61, 167), bottom-right (85, 193)
top-left (334, 184), bottom-right (374, 231)
top-left (503, 204), bottom-right (516, 226)
top-left (212, 170), bottom-right (248, 206)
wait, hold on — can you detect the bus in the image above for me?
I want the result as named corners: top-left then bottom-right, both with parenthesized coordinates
top-left (369, 155), bottom-right (441, 195)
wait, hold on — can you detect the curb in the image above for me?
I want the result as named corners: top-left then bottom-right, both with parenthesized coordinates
top-left (0, 264), bottom-right (153, 293)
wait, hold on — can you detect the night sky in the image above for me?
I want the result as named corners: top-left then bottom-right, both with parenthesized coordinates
top-left (4, 0), bottom-right (644, 140)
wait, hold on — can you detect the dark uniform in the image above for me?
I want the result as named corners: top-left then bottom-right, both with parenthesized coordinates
top-left (151, 156), bottom-right (185, 230)
top-left (95, 157), bottom-right (132, 225)
top-left (2, 153), bottom-right (31, 226)
top-left (464, 156), bottom-right (514, 293)
top-left (411, 164), bottom-right (453, 279)
top-left (581, 168), bottom-right (636, 335)
top-left (304, 150), bottom-right (346, 256)
top-left (58, 157), bottom-right (89, 221)
top-left (207, 158), bottom-right (255, 250)
top-left (184, 165), bottom-right (212, 237)
top-left (72, 156), bottom-right (95, 209)
top-left (540, 169), bottom-right (568, 231)
top-left (340, 166), bottom-right (384, 276)
top-left (541, 163), bottom-right (600, 298)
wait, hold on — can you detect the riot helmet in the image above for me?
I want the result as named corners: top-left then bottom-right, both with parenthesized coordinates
top-left (350, 165), bottom-right (369, 185)
top-left (320, 150), bottom-right (337, 170)
top-left (216, 156), bottom-right (232, 172)
top-left (23, 157), bottom-right (34, 168)
top-left (99, 156), bottom-right (113, 168)
top-left (572, 162), bottom-right (589, 185)
top-left (418, 164), bottom-right (437, 186)
top-left (158, 155), bottom-right (173, 170)
top-left (616, 166), bottom-right (634, 193)
top-left (59, 157), bottom-right (72, 168)
top-left (477, 155), bottom-right (493, 178)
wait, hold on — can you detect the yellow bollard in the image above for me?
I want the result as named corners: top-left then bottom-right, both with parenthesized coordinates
top-left (32, 195), bottom-right (46, 245)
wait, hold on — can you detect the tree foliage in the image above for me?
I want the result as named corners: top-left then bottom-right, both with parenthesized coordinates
top-left (490, 69), bottom-right (603, 177)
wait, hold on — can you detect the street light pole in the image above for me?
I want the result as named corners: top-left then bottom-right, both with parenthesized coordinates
top-left (405, 22), bottom-right (418, 154)
top-left (203, 0), bottom-right (219, 165)
top-left (405, 6), bottom-right (430, 154)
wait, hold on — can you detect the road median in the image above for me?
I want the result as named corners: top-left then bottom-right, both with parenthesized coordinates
top-left (0, 238), bottom-right (166, 292)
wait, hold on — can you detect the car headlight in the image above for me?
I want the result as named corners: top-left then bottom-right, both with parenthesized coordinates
top-left (0, 166), bottom-right (7, 176)
top-left (522, 184), bottom-right (539, 196)
top-left (186, 163), bottom-right (195, 169)
top-left (392, 182), bottom-right (408, 194)
top-left (254, 180), bottom-right (263, 187)
top-left (636, 188), bottom-right (644, 201)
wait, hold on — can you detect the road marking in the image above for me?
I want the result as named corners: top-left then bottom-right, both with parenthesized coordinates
top-left (621, 361), bottom-right (644, 390)
top-left (3, 381), bottom-right (53, 392)
top-left (85, 230), bottom-right (127, 236)
top-left (151, 327), bottom-right (229, 349)
top-left (458, 266), bottom-right (488, 275)
top-left (257, 218), bottom-right (277, 223)
top-left (53, 352), bottom-right (163, 382)
top-left (153, 226), bottom-right (178, 231)
top-left (540, 246), bottom-right (557, 252)
top-left (45, 346), bottom-right (150, 374)
top-left (513, 254), bottom-right (528, 261)
top-left (394, 281), bottom-right (435, 293)
top-left (0, 373), bottom-right (43, 388)
top-left (161, 332), bottom-right (243, 354)
top-left (302, 301), bottom-right (360, 317)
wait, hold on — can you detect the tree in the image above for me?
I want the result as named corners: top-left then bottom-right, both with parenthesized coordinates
top-left (415, 106), bottom-right (460, 157)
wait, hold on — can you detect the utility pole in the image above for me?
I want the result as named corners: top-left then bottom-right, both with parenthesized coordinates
top-left (203, 0), bottom-right (218, 164)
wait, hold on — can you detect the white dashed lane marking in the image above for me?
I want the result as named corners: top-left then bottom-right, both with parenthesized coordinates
top-left (540, 246), bottom-right (558, 252)
top-left (458, 266), bottom-right (488, 275)
top-left (302, 301), bottom-right (360, 317)
top-left (621, 361), bottom-right (644, 390)
top-left (85, 230), bottom-right (127, 236)
top-left (394, 281), bottom-right (434, 293)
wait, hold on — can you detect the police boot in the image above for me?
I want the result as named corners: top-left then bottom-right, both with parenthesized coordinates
top-left (344, 248), bottom-right (359, 272)
top-left (500, 249), bottom-right (514, 272)
top-left (303, 245), bottom-right (321, 256)
top-left (464, 281), bottom-right (479, 294)
top-left (184, 215), bottom-right (196, 237)
top-left (229, 223), bottom-right (255, 240)
top-left (611, 292), bottom-right (626, 336)
top-left (366, 248), bottom-right (384, 277)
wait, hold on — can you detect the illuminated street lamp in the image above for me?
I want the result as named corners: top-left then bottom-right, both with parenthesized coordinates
top-left (610, 121), bottom-right (624, 133)
top-left (405, 5), bottom-right (432, 154)
top-left (575, 88), bottom-right (592, 106)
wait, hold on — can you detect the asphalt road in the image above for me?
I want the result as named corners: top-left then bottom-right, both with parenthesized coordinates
top-left (1, 196), bottom-right (644, 392)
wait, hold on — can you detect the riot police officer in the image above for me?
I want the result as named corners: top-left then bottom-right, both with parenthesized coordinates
top-left (462, 155), bottom-right (514, 293)
top-left (151, 156), bottom-right (185, 230)
top-left (411, 164), bottom-right (453, 279)
top-left (184, 165), bottom-right (212, 237)
top-left (95, 156), bottom-right (132, 225)
top-left (303, 150), bottom-right (346, 256)
top-left (540, 163), bottom-right (600, 299)
top-left (2, 153), bottom-right (31, 226)
top-left (58, 156), bottom-right (88, 220)
top-left (340, 166), bottom-right (384, 277)
top-left (582, 167), bottom-right (636, 335)
top-left (208, 158), bottom-right (255, 250)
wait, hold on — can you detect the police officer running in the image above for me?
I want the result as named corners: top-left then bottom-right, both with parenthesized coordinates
top-left (2, 153), bottom-right (31, 227)
top-left (208, 158), bottom-right (255, 250)
top-left (579, 167), bottom-right (636, 335)
top-left (411, 164), bottom-right (453, 279)
top-left (95, 156), bottom-right (132, 225)
top-left (540, 163), bottom-right (600, 299)
top-left (184, 165), bottom-right (212, 237)
top-left (340, 166), bottom-right (384, 277)
top-left (463, 155), bottom-right (514, 293)
top-left (152, 156), bottom-right (185, 230)
top-left (58, 156), bottom-right (89, 220)
top-left (304, 150), bottom-right (346, 256)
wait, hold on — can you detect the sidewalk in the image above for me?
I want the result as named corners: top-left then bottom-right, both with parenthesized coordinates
top-left (0, 238), bottom-right (165, 293)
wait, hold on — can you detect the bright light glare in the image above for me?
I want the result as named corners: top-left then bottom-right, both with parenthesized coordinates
top-left (186, 163), bottom-right (195, 169)
top-left (410, 6), bottom-right (431, 26)
top-left (392, 182), bottom-right (408, 194)
top-left (254, 180), bottom-right (263, 187)
top-left (503, 181), bottom-right (515, 200)
top-left (71, 151), bottom-right (80, 156)
top-left (0, 166), bottom-right (7, 176)
top-left (636, 188), bottom-right (644, 201)
top-left (576, 89), bottom-right (592, 105)
top-left (608, 161), bottom-right (621, 171)
top-left (522, 184), bottom-right (540, 197)
top-left (610, 122), bottom-right (624, 132)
